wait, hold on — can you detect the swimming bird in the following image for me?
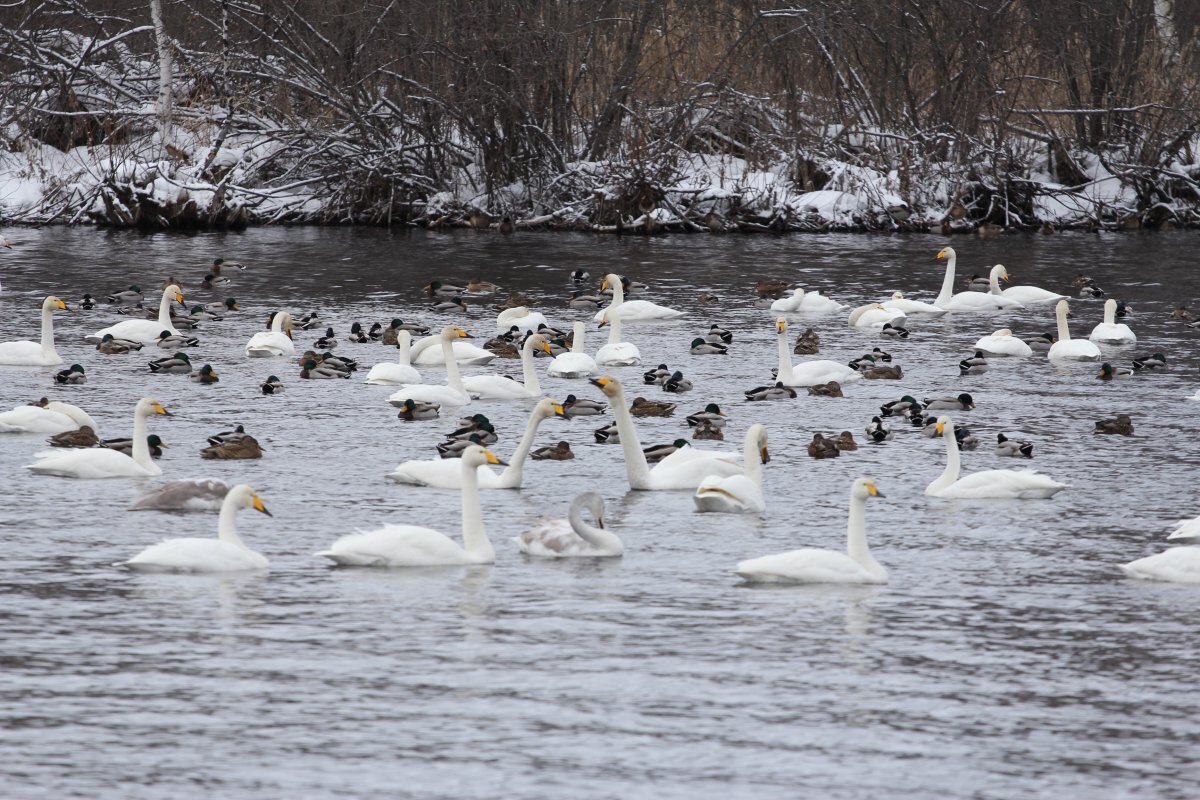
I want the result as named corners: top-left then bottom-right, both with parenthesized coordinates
top-left (1096, 363), bottom-right (1133, 380)
top-left (314, 327), bottom-right (338, 349)
top-left (1023, 332), bottom-right (1056, 352)
top-left (835, 431), bottom-right (858, 451)
top-left (933, 250), bottom-right (1024, 311)
top-left (424, 280), bottom-right (466, 298)
top-left (643, 440), bottom-right (691, 464)
top-left (0, 295), bottom-right (70, 366)
top-left (955, 426), bottom-right (980, 451)
top-left (629, 397), bottom-right (676, 417)
top-left (106, 286), bottom-right (143, 305)
top-left (959, 351), bottom-right (989, 375)
top-left (774, 319), bottom-right (861, 386)
top-left (864, 416), bottom-right (892, 442)
top-left (1094, 414), bottom-right (1134, 435)
top-left (201, 272), bottom-right (230, 289)
top-left (808, 433), bottom-right (840, 459)
top-left (102, 434), bottom-right (167, 459)
top-left (245, 311), bottom-right (295, 358)
top-left (594, 423), bottom-right (620, 443)
top-left (862, 362), bottom-right (903, 380)
top-left (663, 371), bottom-right (693, 393)
top-left (201, 434), bottom-right (263, 460)
top-left (686, 403), bottom-right (727, 428)
top-left (300, 359), bottom-right (349, 379)
top-left (531, 441), bottom-right (574, 461)
top-left (793, 327), bottom-right (820, 354)
top-left (595, 306), bottom-right (641, 366)
top-left (847, 303), bottom-right (907, 329)
top-left (705, 324), bottom-right (734, 344)
top-left (744, 382), bottom-right (797, 401)
top-left (294, 311), bottom-right (321, 330)
top-left (0, 399), bottom-right (99, 436)
top-left (880, 322), bottom-right (909, 339)
top-left (1089, 298), bottom-right (1137, 344)
top-left (562, 394), bottom-right (607, 417)
top-left (548, 322), bottom-right (598, 378)
top-left (995, 433), bottom-right (1034, 458)
top-left (690, 338), bottom-right (727, 355)
top-left (461, 333), bottom-right (551, 400)
top-left (568, 291), bottom-right (602, 311)
top-left (26, 398), bottom-right (171, 478)
top-left (149, 352), bottom-right (192, 374)
top-left (881, 291), bottom-right (946, 316)
top-left (364, 330), bottom-right (421, 385)
top-left (593, 273), bottom-right (683, 321)
top-left (96, 334), bottom-right (142, 354)
top-left (692, 420), bottom-right (724, 440)
top-left (643, 364), bottom-right (672, 385)
top-left (974, 328), bottom-right (1032, 357)
top-left (385, 327), bottom-right (472, 404)
top-left (693, 425), bottom-right (770, 513)
top-left (1119, 546), bottom-right (1200, 584)
top-left (156, 330), bottom-right (200, 348)
top-left (807, 381), bottom-right (843, 397)
top-left (1131, 353), bottom-right (1166, 371)
top-left (879, 395), bottom-right (922, 418)
top-left (924, 393), bottom-right (975, 411)
top-left (190, 364), bottom-right (219, 384)
top-left (54, 364), bottom-right (86, 385)
top-left (515, 492), bottom-right (622, 557)
top-left (91, 285), bottom-right (184, 346)
top-left (925, 417), bottom-right (1066, 498)
top-left (47, 425), bottom-right (99, 448)
top-left (571, 269), bottom-right (590, 284)
top-left (989, 265), bottom-right (1065, 305)
top-left (395, 399), bottom-right (440, 421)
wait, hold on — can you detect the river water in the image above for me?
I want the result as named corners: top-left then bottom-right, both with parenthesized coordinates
top-left (1, 227), bottom-right (1197, 799)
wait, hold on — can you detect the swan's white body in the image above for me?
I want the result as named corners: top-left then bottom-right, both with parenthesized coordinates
top-left (0, 401), bottom-right (99, 435)
top-left (771, 288), bottom-right (845, 314)
top-left (496, 307), bottom-right (548, 334)
top-left (881, 291), bottom-right (946, 315)
top-left (1120, 547), bottom-right (1200, 584)
top-left (25, 398), bottom-right (171, 479)
top-left (1168, 516), bottom-right (1200, 541)
top-left (410, 333), bottom-right (494, 366)
top-left (847, 303), bottom-right (907, 329)
top-left (386, 327), bottom-right (472, 406)
top-left (1089, 299), bottom-right (1137, 344)
top-left (988, 268), bottom-right (1065, 305)
top-left (933, 251), bottom-right (1024, 311)
top-left (515, 492), bottom-right (623, 557)
top-left (548, 322), bottom-right (597, 378)
top-left (91, 286), bottom-right (184, 345)
top-left (774, 318), bottom-right (861, 386)
top-left (461, 334), bottom-right (547, 399)
top-left (365, 330), bottom-right (421, 384)
top-left (0, 296), bottom-right (69, 366)
top-left (973, 328), bottom-right (1033, 357)
top-left (129, 478), bottom-right (231, 511)
top-left (736, 478), bottom-right (887, 584)
top-left (591, 273), bottom-right (683, 321)
top-left (595, 307), bottom-right (641, 366)
top-left (118, 485), bottom-right (271, 572)
top-left (592, 377), bottom-right (742, 490)
top-left (245, 311), bottom-right (295, 358)
top-left (319, 445), bottom-right (501, 566)
top-left (925, 416), bottom-right (1066, 499)
top-left (1047, 300), bottom-right (1101, 361)
top-left (694, 424), bottom-right (769, 513)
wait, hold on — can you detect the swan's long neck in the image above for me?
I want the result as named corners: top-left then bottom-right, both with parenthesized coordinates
top-left (157, 289), bottom-right (175, 329)
top-left (217, 494), bottom-right (249, 548)
top-left (743, 429), bottom-right (763, 486)
top-left (519, 336), bottom-right (541, 393)
top-left (130, 406), bottom-right (154, 470)
top-left (569, 499), bottom-right (621, 552)
top-left (40, 304), bottom-right (58, 360)
top-left (776, 325), bottom-right (794, 383)
top-left (571, 322), bottom-right (585, 353)
top-left (989, 266), bottom-right (1003, 295)
top-left (459, 457), bottom-right (494, 561)
top-left (397, 330), bottom-right (412, 366)
top-left (442, 335), bottom-right (464, 391)
top-left (1056, 304), bottom-right (1072, 342)
top-left (928, 421), bottom-right (961, 493)
top-left (609, 384), bottom-right (652, 489)
top-left (497, 408), bottom-right (546, 488)
top-left (608, 277), bottom-right (626, 309)
top-left (935, 253), bottom-right (957, 306)
top-left (1103, 300), bottom-right (1116, 326)
top-left (606, 313), bottom-right (624, 346)
top-left (845, 490), bottom-right (878, 571)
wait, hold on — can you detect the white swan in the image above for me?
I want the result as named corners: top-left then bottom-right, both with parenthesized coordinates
top-left (461, 333), bottom-right (549, 400)
top-left (925, 416), bottom-right (1067, 499)
top-left (364, 329), bottom-right (421, 385)
top-left (694, 424), bottom-right (769, 513)
top-left (0, 400), bottom-right (99, 435)
top-left (388, 398), bottom-right (564, 488)
top-left (245, 311), bottom-right (295, 358)
top-left (770, 288), bottom-right (846, 314)
top-left (410, 331), bottom-right (494, 366)
top-left (129, 478), bottom-right (230, 512)
top-left (1168, 515), bottom-right (1200, 541)
top-left (1047, 299), bottom-right (1101, 361)
top-left (1120, 546), bottom-right (1200, 584)
top-left (318, 445), bottom-right (503, 566)
top-left (595, 307), bottom-right (641, 366)
top-left (933, 249), bottom-right (1024, 311)
top-left (847, 303), bottom-right (907, 329)
top-left (1089, 298), bottom-right (1137, 344)
top-left (25, 397), bottom-right (172, 479)
top-left (775, 318), bottom-right (861, 386)
top-left (735, 477), bottom-right (887, 584)
top-left (973, 328), bottom-right (1033, 357)
top-left (988, 264), bottom-right (1065, 305)
top-left (591, 273), bottom-right (683, 321)
top-left (515, 492), bottom-right (623, 557)
top-left (386, 326), bottom-right (472, 406)
top-left (590, 377), bottom-right (742, 490)
top-left (496, 306), bottom-right (549, 334)
top-left (548, 321), bottom-right (598, 378)
top-left (90, 285), bottom-right (184, 345)
top-left (881, 291), bottom-right (946, 316)
top-left (117, 485), bottom-right (271, 572)
top-left (0, 296), bottom-right (69, 366)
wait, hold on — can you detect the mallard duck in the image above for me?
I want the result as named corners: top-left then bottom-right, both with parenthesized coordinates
top-left (1023, 332), bottom-right (1056, 352)
top-left (47, 425), bottom-right (99, 448)
top-left (207, 425), bottom-right (248, 447)
top-left (450, 414), bottom-right (491, 435)
top-left (880, 322), bottom-right (909, 339)
top-left (995, 433), bottom-right (1033, 458)
top-left (54, 364), bottom-right (86, 385)
top-left (200, 273), bottom-right (230, 290)
top-left (705, 324), bottom-right (733, 344)
top-left (368, 322), bottom-right (384, 340)
top-left (594, 422), bottom-right (620, 443)
top-left (396, 399), bottom-right (440, 421)
top-left (432, 296), bottom-right (468, 313)
top-left (807, 381), bottom-right (843, 397)
top-left (1094, 414), bottom-right (1133, 435)
top-left (1131, 353), bottom-right (1166, 371)
top-left (959, 351), bottom-right (989, 375)
top-left (446, 421), bottom-right (497, 444)
top-left (103, 434), bottom-right (167, 459)
top-left (863, 363), bottom-right (903, 380)
top-left (808, 433), bottom-right (840, 459)
top-left (643, 364), bottom-right (671, 385)
top-left (864, 416), bottom-right (892, 442)
top-left (201, 435), bottom-right (263, 460)
top-left (532, 441), bottom-right (574, 460)
top-left (319, 353), bottom-right (357, 372)
top-left (690, 338), bottom-right (728, 355)
top-left (467, 278), bottom-right (500, 294)
top-left (535, 322), bottom-right (568, 339)
top-left (300, 359), bottom-right (349, 379)
top-left (1096, 363), bottom-right (1133, 380)
top-left (745, 382), bottom-right (797, 401)
top-left (260, 375), bottom-right (284, 394)
top-left (964, 273), bottom-right (991, 292)
top-left (924, 393), bottom-right (974, 410)
top-left (498, 217), bottom-right (515, 235)
top-left (189, 364), bottom-right (219, 384)
top-left (644, 439), bottom-right (690, 464)
top-left (629, 397), bottom-right (676, 417)
top-left (295, 311), bottom-right (321, 330)
top-left (155, 330), bottom-right (199, 348)
top-left (96, 334), bottom-right (139, 354)
top-left (870, 347), bottom-right (893, 362)
top-left (211, 257), bottom-right (246, 272)
top-left (187, 305), bottom-right (223, 322)
top-left (793, 327), bottom-right (820, 354)
top-left (149, 352), bottom-right (192, 374)
top-left (663, 371), bottom-right (693, 393)
top-left (562, 394), bottom-right (607, 417)
top-left (880, 395), bottom-right (922, 418)
top-left (571, 269), bottom-right (590, 284)
top-left (916, 414), bottom-right (940, 436)
top-left (848, 353), bottom-right (877, 372)
top-left (697, 292), bottom-right (719, 305)
top-left (1078, 280), bottom-right (1105, 298)
top-left (835, 431), bottom-right (858, 451)
top-left (80, 294), bottom-right (96, 310)
top-left (692, 420), bottom-right (724, 440)
top-left (347, 322), bottom-right (368, 343)
top-left (686, 403), bottom-right (727, 427)
top-left (436, 433), bottom-right (485, 458)
top-left (1070, 273), bottom-right (1093, 289)
top-left (106, 285), bottom-right (143, 305)
top-left (314, 327), bottom-right (338, 349)
top-left (424, 280), bottom-right (466, 297)
top-left (1168, 305), bottom-right (1194, 322)
top-left (202, 298), bottom-right (239, 315)
top-left (568, 291), bottom-right (602, 310)
top-left (955, 426), bottom-right (980, 451)
top-left (755, 279), bottom-right (789, 299)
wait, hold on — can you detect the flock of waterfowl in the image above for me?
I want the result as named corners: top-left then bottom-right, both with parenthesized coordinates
top-left (1, 244), bottom-right (1198, 584)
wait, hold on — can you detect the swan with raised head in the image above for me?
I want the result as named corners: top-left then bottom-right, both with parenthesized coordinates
top-left (0, 296), bottom-right (70, 366)
top-left (245, 311), bottom-right (295, 358)
top-left (735, 477), bottom-right (887, 584)
top-left (881, 291), bottom-right (947, 316)
top-left (925, 416), bottom-right (1066, 499)
top-left (595, 307), bottom-right (641, 366)
top-left (25, 398), bottom-right (172, 479)
top-left (694, 424), bottom-right (769, 513)
top-left (973, 328), bottom-right (1033, 357)
top-left (591, 273), bottom-right (683, 322)
top-left (318, 445), bottom-right (504, 567)
top-left (386, 326), bottom-right (472, 406)
top-left (364, 329), bottom-right (421, 385)
top-left (0, 400), bottom-right (99, 435)
top-left (129, 478), bottom-right (231, 511)
top-left (774, 318), bottom-right (861, 386)
top-left (1047, 299), bottom-right (1101, 361)
top-left (1089, 298), bottom-right (1137, 344)
top-left (770, 288), bottom-right (845, 314)
top-left (89, 285), bottom-right (184, 345)
top-left (388, 398), bottom-right (565, 488)
top-left (989, 265), bottom-right (1065, 305)
top-left (548, 321), bottom-right (598, 378)
top-left (117, 485), bottom-right (271, 572)
top-left (1119, 546), bottom-right (1200, 584)
top-left (461, 333), bottom-right (550, 400)
top-left (496, 306), bottom-right (549, 334)
top-left (933, 250), bottom-right (1023, 311)
top-left (847, 303), bottom-right (907, 329)
top-left (409, 329), bottom-right (494, 366)
top-left (515, 492), bottom-right (623, 557)
top-left (590, 377), bottom-right (742, 490)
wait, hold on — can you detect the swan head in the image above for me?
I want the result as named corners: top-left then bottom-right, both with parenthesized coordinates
top-left (851, 477), bottom-right (884, 499)
top-left (42, 295), bottom-right (71, 312)
top-left (589, 376), bottom-right (622, 400)
top-left (748, 423), bottom-right (769, 464)
top-left (934, 416), bottom-right (953, 437)
top-left (440, 326), bottom-right (471, 340)
top-left (936, 246), bottom-right (955, 261)
top-left (164, 285), bottom-right (184, 304)
top-left (891, 291), bottom-right (905, 300)
top-left (992, 328), bottom-right (1013, 337)
top-left (597, 310), bottom-right (611, 328)
top-left (462, 444), bottom-right (506, 468)
top-left (775, 317), bottom-right (787, 333)
top-left (136, 397), bottom-right (172, 418)
top-left (1055, 299), bottom-right (1070, 317)
top-left (226, 484), bottom-right (272, 517)
top-left (533, 397), bottom-right (569, 420)
top-left (525, 333), bottom-right (551, 354)
top-left (990, 264), bottom-right (1009, 282)
top-left (600, 273), bottom-right (622, 292)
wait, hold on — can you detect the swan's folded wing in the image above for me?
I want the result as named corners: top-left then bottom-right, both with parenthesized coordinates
top-left (1120, 548), bottom-right (1200, 583)
top-left (736, 549), bottom-right (876, 583)
top-left (121, 538), bottom-right (264, 572)
top-left (129, 479), bottom-right (230, 511)
top-left (317, 525), bottom-right (465, 566)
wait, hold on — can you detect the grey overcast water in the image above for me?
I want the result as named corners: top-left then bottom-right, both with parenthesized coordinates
top-left (1, 227), bottom-right (1198, 799)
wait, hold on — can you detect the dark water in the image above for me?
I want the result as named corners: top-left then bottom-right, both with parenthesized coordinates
top-left (1, 227), bottom-right (1198, 799)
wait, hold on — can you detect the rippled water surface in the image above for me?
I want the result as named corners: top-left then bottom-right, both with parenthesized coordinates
top-left (1, 227), bottom-right (1198, 799)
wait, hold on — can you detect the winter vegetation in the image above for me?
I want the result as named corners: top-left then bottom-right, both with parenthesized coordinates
top-left (1, 0), bottom-right (1198, 233)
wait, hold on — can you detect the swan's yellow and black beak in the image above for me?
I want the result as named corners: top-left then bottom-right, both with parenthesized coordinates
top-left (454, 327), bottom-right (472, 339)
top-left (552, 403), bottom-right (568, 418)
top-left (600, 276), bottom-right (610, 292)
top-left (540, 339), bottom-right (553, 355)
top-left (252, 494), bottom-right (272, 517)
top-left (936, 248), bottom-right (950, 260)
top-left (935, 421), bottom-right (945, 435)
top-left (483, 449), bottom-right (508, 467)
top-left (589, 377), bottom-right (611, 389)
top-left (174, 291), bottom-right (185, 304)
top-left (597, 316), bottom-right (609, 328)
top-left (760, 445), bottom-right (770, 464)
top-left (596, 517), bottom-right (605, 529)
top-left (776, 319), bottom-right (786, 333)
top-left (866, 481), bottom-right (884, 498)
top-left (151, 401), bottom-right (172, 417)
